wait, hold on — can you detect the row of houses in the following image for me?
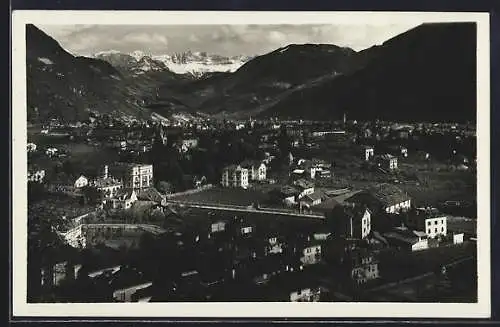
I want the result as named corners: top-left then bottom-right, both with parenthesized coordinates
top-left (362, 146), bottom-right (400, 170)
top-left (29, 163), bottom-right (154, 210)
top-left (221, 160), bottom-right (267, 188)
top-left (291, 158), bottom-right (332, 180)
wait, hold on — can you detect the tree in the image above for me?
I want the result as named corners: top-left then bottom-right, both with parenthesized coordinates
top-left (81, 186), bottom-right (103, 205)
top-left (157, 181), bottom-right (173, 194)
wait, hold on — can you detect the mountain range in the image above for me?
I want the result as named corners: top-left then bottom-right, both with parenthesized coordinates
top-left (94, 50), bottom-right (251, 78)
top-left (26, 22), bottom-right (477, 123)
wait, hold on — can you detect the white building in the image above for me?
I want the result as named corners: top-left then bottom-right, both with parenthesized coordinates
top-left (46, 147), bottom-right (58, 157)
top-left (293, 179), bottom-right (315, 199)
top-left (28, 169), bottom-right (45, 183)
top-left (113, 282), bottom-right (153, 302)
top-left (384, 228), bottom-right (429, 252)
top-left (365, 183), bottom-right (411, 214)
top-left (332, 204), bottom-right (372, 240)
top-left (108, 189), bottom-right (138, 210)
top-left (265, 236), bottom-right (284, 255)
top-left (424, 216), bottom-right (447, 238)
top-left (300, 191), bottom-right (323, 207)
top-left (453, 233), bottom-right (464, 244)
top-left (378, 154), bottom-right (398, 170)
top-left (92, 168), bottom-right (123, 199)
top-left (407, 207), bottom-right (448, 239)
top-left (351, 253), bottom-right (380, 285)
top-left (300, 243), bottom-right (322, 266)
top-left (363, 146), bottom-right (375, 161)
top-left (27, 142), bottom-right (37, 152)
top-left (180, 138), bottom-right (199, 152)
top-left (74, 175), bottom-right (89, 188)
top-left (210, 221), bottom-right (226, 234)
top-left (111, 163), bottom-right (154, 190)
top-left (290, 287), bottom-right (322, 302)
top-left (221, 165), bottom-right (249, 188)
top-left (241, 160), bottom-right (267, 181)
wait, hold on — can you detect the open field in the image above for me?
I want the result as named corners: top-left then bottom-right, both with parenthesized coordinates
top-left (377, 242), bottom-right (476, 283)
top-left (29, 141), bottom-right (120, 176)
top-left (171, 187), bottom-right (271, 206)
top-left (447, 216), bottom-right (477, 235)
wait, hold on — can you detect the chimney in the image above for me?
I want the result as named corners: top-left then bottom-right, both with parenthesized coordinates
top-left (103, 165), bottom-right (109, 179)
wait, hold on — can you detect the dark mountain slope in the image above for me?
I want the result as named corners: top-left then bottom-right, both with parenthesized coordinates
top-left (156, 44), bottom-right (361, 114)
top-left (264, 23), bottom-right (477, 122)
top-left (26, 24), bottom-right (184, 122)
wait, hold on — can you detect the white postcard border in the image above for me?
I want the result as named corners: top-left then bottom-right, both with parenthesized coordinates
top-left (11, 10), bottom-right (491, 318)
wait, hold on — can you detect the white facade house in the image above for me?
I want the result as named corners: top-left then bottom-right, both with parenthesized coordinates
top-left (453, 233), bottom-right (464, 244)
top-left (378, 154), bottom-right (398, 170)
top-left (363, 146), bottom-right (375, 161)
top-left (300, 244), bottom-right (322, 265)
top-left (111, 163), bottom-right (154, 190)
top-left (74, 175), bottom-right (89, 188)
top-left (370, 184), bottom-right (412, 214)
top-left (266, 237), bottom-right (284, 255)
top-left (424, 216), bottom-right (448, 238)
top-left (46, 147), bottom-right (58, 157)
top-left (407, 208), bottom-right (448, 238)
top-left (180, 138), bottom-right (199, 152)
top-left (385, 199), bottom-right (411, 214)
top-left (294, 179), bottom-right (315, 199)
top-left (129, 164), bottom-right (154, 189)
top-left (27, 142), bottom-right (37, 152)
top-left (241, 161), bottom-right (267, 181)
top-left (210, 221), bottom-right (226, 233)
top-left (360, 208), bottom-right (372, 239)
top-left (384, 228), bottom-right (429, 252)
top-left (109, 189), bottom-right (138, 210)
top-left (92, 175), bottom-right (123, 199)
top-left (28, 169), bottom-right (45, 183)
top-left (113, 282), bottom-right (153, 302)
top-left (290, 287), bottom-right (322, 302)
top-left (351, 254), bottom-right (380, 285)
top-left (221, 165), bottom-right (249, 188)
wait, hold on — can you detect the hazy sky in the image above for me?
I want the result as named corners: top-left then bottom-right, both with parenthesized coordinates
top-left (38, 24), bottom-right (420, 57)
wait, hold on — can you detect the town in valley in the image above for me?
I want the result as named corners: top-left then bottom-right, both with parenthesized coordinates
top-left (25, 22), bottom-right (478, 303)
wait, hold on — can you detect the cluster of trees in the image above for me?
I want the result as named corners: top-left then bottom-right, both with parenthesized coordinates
top-left (149, 128), bottom-right (270, 193)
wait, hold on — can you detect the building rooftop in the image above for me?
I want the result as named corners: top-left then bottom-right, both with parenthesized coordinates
top-left (383, 231), bottom-right (419, 245)
top-left (224, 165), bottom-right (248, 173)
top-left (380, 154), bottom-right (397, 160)
top-left (368, 184), bottom-right (410, 207)
top-left (93, 177), bottom-right (122, 188)
top-left (280, 186), bottom-right (299, 197)
top-left (304, 191), bottom-right (323, 202)
top-left (114, 188), bottom-right (136, 201)
top-left (415, 207), bottom-right (445, 219)
top-left (137, 188), bottom-right (165, 203)
top-left (240, 159), bottom-right (264, 168)
top-left (294, 179), bottom-right (315, 190)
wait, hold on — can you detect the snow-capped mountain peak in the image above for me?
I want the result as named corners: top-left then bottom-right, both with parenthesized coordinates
top-left (130, 50), bottom-right (152, 61)
top-left (93, 49), bottom-right (122, 56)
top-left (92, 49), bottom-right (251, 77)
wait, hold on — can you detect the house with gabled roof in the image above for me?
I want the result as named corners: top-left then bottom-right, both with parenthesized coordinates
top-left (346, 183), bottom-right (411, 214)
top-left (107, 188), bottom-right (138, 210)
top-left (240, 160), bottom-right (267, 181)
